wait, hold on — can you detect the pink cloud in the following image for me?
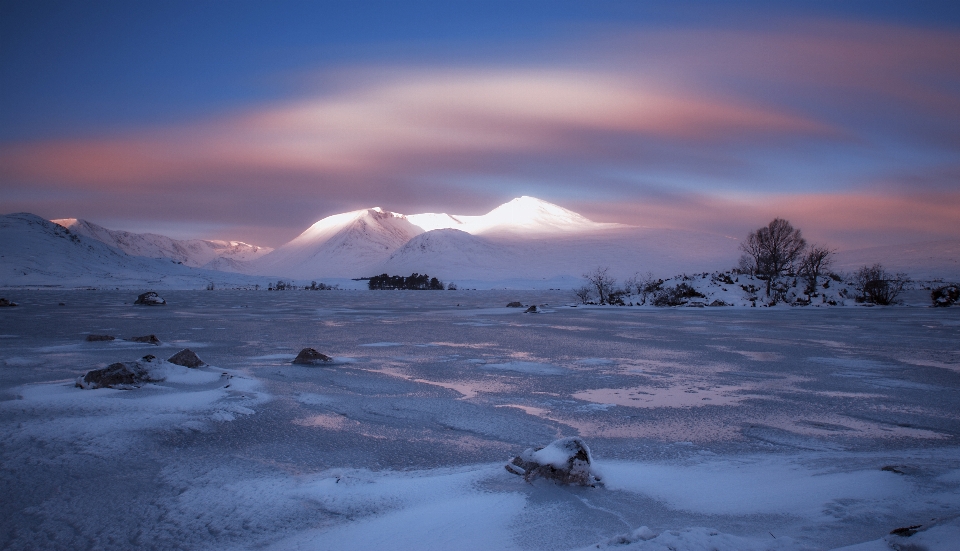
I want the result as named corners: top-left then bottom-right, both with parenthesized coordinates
top-left (0, 69), bottom-right (832, 187)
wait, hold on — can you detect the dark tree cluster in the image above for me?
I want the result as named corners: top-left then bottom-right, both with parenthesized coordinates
top-left (853, 264), bottom-right (909, 305)
top-left (308, 281), bottom-right (339, 290)
top-left (368, 273), bottom-right (445, 290)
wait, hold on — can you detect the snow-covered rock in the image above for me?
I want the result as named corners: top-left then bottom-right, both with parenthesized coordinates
top-left (134, 291), bottom-right (166, 305)
top-left (506, 437), bottom-right (601, 486)
top-left (76, 355), bottom-right (166, 389)
top-left (292, 348), bottom-right (332, 365)
top-left (168, 349), bottom-right (205, 368)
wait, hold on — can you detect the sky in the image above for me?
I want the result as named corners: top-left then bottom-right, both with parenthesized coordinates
top-left (1, 0), bottom-right (959, 249)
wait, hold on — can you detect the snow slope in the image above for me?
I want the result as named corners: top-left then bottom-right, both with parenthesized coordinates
top-left (0, 213), bottom-right (269, 289)
top-left (53, 218), bottom-right (272, 271)
top-left (249, 207), bottom-right (425, 279)
top-left (378, 226), bottom-right (740, 284)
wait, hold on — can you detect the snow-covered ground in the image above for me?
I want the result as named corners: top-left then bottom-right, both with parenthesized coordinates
top-left (1, 290), bottom-right (959, 550)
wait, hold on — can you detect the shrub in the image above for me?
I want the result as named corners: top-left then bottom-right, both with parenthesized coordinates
top-left (652, 283), bottom-right (705, 307)
top-left (853, 264), bottom-right (909, 305)
top-left (932, 285), bottom-right (959, 307)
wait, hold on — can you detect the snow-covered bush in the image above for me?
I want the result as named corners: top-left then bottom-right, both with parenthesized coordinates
top-left (931, 285), bottom-right (959, 307)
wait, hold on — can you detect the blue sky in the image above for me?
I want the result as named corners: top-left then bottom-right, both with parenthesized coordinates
top-left (2, 1), bottom-right (959, 248)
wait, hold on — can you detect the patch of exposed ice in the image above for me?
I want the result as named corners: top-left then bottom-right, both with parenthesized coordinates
top-left (480, 361), bottom-right (566, 375)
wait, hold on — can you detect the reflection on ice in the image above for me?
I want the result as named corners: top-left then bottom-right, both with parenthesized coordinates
top-left (574, 384), bottom-right (756, 408)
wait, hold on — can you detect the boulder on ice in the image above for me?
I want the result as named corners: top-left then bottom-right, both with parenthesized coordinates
top-left (293, 348), bottom-right (332, 364)
top-left (524, 305), bottom-right (539, 313)
top-left (134, 291), bottom-right (166, 305)
top-left (0, 298), bottom-right (18, 307)
top-left (168, 348), bottom-right (205, 368)
top-left (85, 334), bottom-right (115, 342)
top-left (506, 301), bottom-right (523, 308)
top-left (128, 334), bottom-right (161, 345)
top-left (505, 437), bottom-right (601, 486)
top-left (76, 355), bottom-right (165, 389)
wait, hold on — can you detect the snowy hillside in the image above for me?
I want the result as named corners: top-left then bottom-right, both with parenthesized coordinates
top-left (378, 225), bottom-right (740, 284)
top-left (249, 207), bottom-right (424, 279)
top-left (0, 213), bottom-right (268, 289)
top-left (53, 218), bottom-right (272, 271)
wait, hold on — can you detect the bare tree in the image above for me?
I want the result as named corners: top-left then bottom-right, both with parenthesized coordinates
top-left (853, 264), bottom-right (909, 305)
top-left (583, 267), bottom-right (617, 305)
top-left (799, 244), bottom-right (834, 296)
top-left (573, 285), bottom-right (593, 304)
top-left (636, 272), bottom-right (660, 305)
top-left (739, 218), bottom-right (807, 298)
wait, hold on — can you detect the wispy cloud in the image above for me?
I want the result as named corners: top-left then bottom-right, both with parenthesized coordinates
top-left (1, 18), bottom-right (958, 247)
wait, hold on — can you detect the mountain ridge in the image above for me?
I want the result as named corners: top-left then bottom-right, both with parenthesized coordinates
top-left (52, 218), bottom-right (272, 271)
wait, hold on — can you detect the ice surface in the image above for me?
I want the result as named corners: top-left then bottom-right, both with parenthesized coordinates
top-left (1, 290), bottom-right (959, 550)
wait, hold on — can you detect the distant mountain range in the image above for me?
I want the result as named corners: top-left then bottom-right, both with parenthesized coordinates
top-left (52, 218), bottom-right (272, 270)
top-left (0, 213), bottom-right (264, 289)
top-left (1, 196), bottom-right (957, 288)
top-left (242, 196), bottom-right (742, 281)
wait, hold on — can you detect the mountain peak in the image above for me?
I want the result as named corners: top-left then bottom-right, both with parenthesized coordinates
top-left (407, 196), bottom-right (623, 236)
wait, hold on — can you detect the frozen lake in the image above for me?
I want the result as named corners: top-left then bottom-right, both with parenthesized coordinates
top-left (2, 290), bottom-right (959, 550)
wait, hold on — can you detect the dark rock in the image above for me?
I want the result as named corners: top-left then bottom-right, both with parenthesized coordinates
top-left (58, 302), bottom-right (66, 306)
top-left (128, 334), bottom-right (161, 345)
top-left (506, 301), bottom-right (523, 308)
top-left (76, 357), bottom-right (164, 389)
top-left (889, 524), bottom-right (922, 537)
top-left (505, 437), bottom-right (601, 486)
top-left (0, 298), bottom-right (18, 307)
top-left (134, 291), bottom-right (166, 305)
top-left (293, 348), bottom-right (332, 364)
top-left (85, 334), bottom-right (116, 342)
top-left (168, 349), bottom-right (205, 368)
top-left (524, 305), bottom-right (539, 313)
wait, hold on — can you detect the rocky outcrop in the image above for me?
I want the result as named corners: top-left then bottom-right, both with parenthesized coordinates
top-left (134, 291), bottom-right (166, 305)
top-left (505, 437), bottom-right (601, 486)
top-left (85, 334), bottom-right (116, 342)
top-left (76, 355), bottom-right (165, 389)
top-left (167, 349), bottom-right (205, 368)
top-left (524, 305), bottom-right (539, 313)
top-left (128, 335), bottom-right (161, 345)
top-left (506, 301), bottom-right (523, 308)
top-left (0, 298), bottom-right (18, 307)
top-left (293, 348), bottom-right (332, 365)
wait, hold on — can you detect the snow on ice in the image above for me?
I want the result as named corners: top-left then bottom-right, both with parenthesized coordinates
top-left (0, 289), bottom-right (959, 550)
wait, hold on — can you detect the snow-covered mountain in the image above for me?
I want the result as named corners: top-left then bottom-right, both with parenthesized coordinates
top-left (248, 207), bottom-right (424, 279)
top-left (0, 213), bottom-right (267, 289)
top-left (407, 196), bottom-right (622, 235)
top-left (52, 218), bottom-right (271, 271)
top-left (246, 197), bottom-right (739, 282)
